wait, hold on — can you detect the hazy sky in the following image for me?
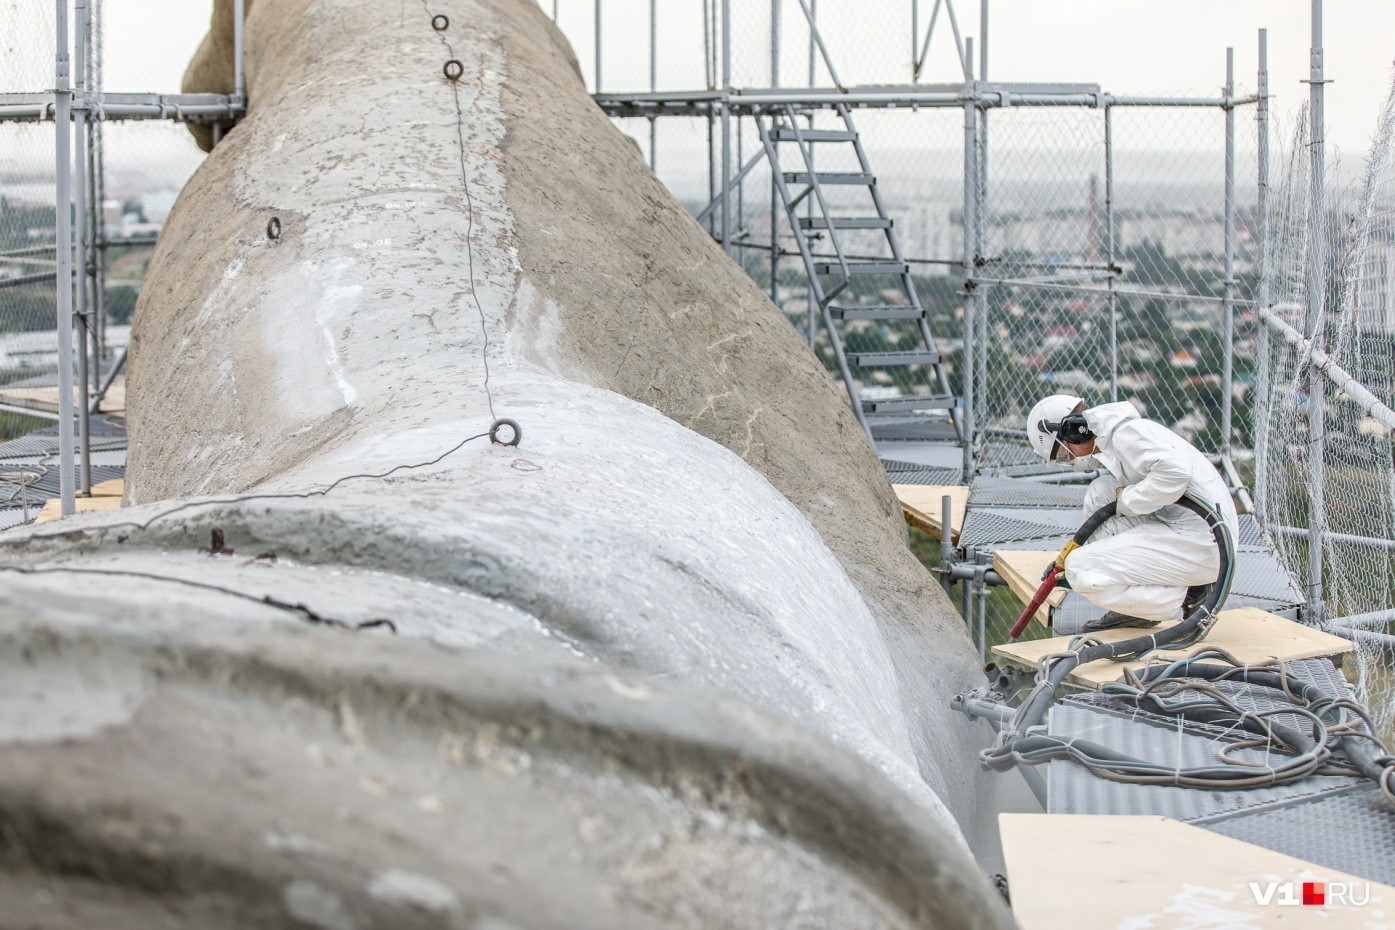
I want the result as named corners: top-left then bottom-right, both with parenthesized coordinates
top-left (16, 0), bottom-right (1395, 156)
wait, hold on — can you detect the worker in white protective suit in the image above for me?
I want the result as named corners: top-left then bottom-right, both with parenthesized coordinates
top-left (1025, 395), bottom-right (1240, 634)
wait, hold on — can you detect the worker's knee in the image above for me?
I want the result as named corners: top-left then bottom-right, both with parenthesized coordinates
top-left (1063, 549), bottom-right (1110, 595)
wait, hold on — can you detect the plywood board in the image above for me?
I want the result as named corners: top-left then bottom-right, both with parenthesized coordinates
top-left (893, 484), bottom-right (968, 544)
top-left (991, 607), bottom-right (1353, 688)
top-left (1002, 814), bottom-right (1394, 930)
top-left (89, 478), bottom-right (123, 498)
top-left (35, 494), bottom-right (123, 524)
top-left (0, 380), bottom-right (124, 417)
top-left (993, 549), bottom-right (1067, 625)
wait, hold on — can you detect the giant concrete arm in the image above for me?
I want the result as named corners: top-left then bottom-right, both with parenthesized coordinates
top-left (0, 1), bottom-right (1010, 926)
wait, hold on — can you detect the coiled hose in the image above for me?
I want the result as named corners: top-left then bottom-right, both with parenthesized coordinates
top-left (978, 495), bottom-right (1395, 804)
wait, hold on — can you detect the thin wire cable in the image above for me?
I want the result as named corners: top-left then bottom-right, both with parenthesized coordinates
top-left (0, 430), bottom-right (492, 548)
top-left (0, 564), bottom-right (396, 633)
top-left (421, 1), bottom-right (496, 422)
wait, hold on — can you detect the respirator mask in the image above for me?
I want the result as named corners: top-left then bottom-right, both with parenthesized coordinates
top-left (1043, 413), bottom-right (1099, 472)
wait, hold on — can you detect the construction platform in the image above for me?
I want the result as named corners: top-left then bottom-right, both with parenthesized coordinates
top-left (884, 432), bottom-right (1394, 920)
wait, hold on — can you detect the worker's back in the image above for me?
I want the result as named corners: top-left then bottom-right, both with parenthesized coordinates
top-left (1084, 402), bottom-right (1239, 540)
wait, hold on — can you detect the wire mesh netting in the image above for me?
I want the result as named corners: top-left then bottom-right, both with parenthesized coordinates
top-left (970, 104), bottom-right (1251, 469)
top-left (0, 122), bottom-right (59, 439)
top-left (1256, 85), bottom-right (1395, 733)
top-left (1, 0), bottom-right (212, 452)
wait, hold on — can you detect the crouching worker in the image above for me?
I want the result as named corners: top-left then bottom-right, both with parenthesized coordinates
top-left (1025, 394), bottom-right (1239, 634)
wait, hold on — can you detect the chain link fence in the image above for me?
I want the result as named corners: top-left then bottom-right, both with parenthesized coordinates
top-left (1255, 82), bottom-right (1395, 733)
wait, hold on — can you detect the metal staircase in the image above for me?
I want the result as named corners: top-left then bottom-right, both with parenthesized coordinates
top-left (757, 103), bottom-right (961, 443)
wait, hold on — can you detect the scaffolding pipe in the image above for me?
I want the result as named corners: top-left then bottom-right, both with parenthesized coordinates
top-left (960, 38), bottom-right (977, 480)
top-left (911, 0), bottom-right (917, 80)
top-left (1328, 608), bottom-right (1395, 630)
top-left (945, 564), bottom-right (1004, 585)
top-left (1104, 106), bottom-right (1117, 400)
top-left (591, 89), bottom-right (1252, 115)
top-left (1222, 47), bottom-right (1236, 459)
top-left (1304, 0), bottom-right (1326, 624)
top-left (939, 493), bottom-right (955, 594)
top-left (648, 0), bottom-right (655, 170)
top-left (233, 0), bottom-right (245, 100)
top-left (85, 0), bottom-right (101, 388)
top-left (720, 0), bottom-right (731, 253)
top-left (1254, 28), bottom-right (1271, 519)
top-left (593, 0), bottom-right (602, 91)
top-left (913, 0), bottom-right (943, 82)
top-left (979, 0), bottom-right (988, 81)
top-left (769, 0), bottom-right (779, 306)
top-left (73, 0), bottom-right (92, 495)
top-left (793, 0), bottom-right (840, 90)
top-left (53, 0), bottom-right (76, 516)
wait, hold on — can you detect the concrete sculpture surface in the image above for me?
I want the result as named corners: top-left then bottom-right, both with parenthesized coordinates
top-left (0, 0), bottom-right (1012, 925)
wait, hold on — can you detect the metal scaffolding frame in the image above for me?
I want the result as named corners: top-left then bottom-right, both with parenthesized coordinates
top-left (2, 0), bottom-right (1384, 661)
top-left (572, 0), bottom-right (1379, 648)
top-left (0, 0), bottom-right (245, 515)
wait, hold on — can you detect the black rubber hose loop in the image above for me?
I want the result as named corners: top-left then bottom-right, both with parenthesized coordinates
top-left (443, 59), bottom-right (464, 81)
top-left (266, 216), bottom-right (281, 241)
top-left (489, 418), bottom-right (521, 447)
top-left (431, 13), bottom-right (448, 30)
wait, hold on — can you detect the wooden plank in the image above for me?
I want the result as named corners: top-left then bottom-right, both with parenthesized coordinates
top-left (34, 494), bottom-right (123, 524)
top-left (893, 484), bottom-right (968, 544)
top-left (991, 606), bottom-right (1353, 688)
top-left (0, 378), bottom-right (122, 416)
top-left (993, 549), bottom-right (1067, 625)
top-left (89, 478), bottom-right (123, 498)
top-left (1002, 814), bottom-right (1394, 930)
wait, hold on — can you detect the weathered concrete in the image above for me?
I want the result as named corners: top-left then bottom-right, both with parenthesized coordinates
top-left (0, 0), bottom-right (1011, 925)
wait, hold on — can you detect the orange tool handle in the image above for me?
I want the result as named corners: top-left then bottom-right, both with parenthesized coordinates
top-left (1009, 564), bottom-right (1061, 638)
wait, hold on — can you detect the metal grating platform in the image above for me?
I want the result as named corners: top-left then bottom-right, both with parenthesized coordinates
top-left (1203, 788), bottom-right (1395, 886)
top-left (969, 476), bottom-right (1088, 509)
top-left (958, 507), bottom-right (1080, 549)
top-left (882, 465), bottom-right (963, 486)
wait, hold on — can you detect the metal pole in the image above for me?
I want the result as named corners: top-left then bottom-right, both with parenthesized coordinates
top-left (771, 0), bottom-right (780, 86)
top-left (1105, 104), bottom-right (1118, 401)
top-left (73, 0), bottom-right (91, 494)
top-left (1304, 0), bottom-right (1326, 624)
top-left (233, 0), bottom-right (245, 99)
top-left (54, 0), bottom-right (77, 517)
top-left (648, 0), bottom-right (656, 171)
top-left (961, 37), bottom-right (977, 480)
top-left (975, 21), bottom-right (989, 445)
top-left (979, 0), bottom-right (988, 82)
top-left (736, 116), bottom-right (745, 245)
top-left (1221, 48), bottom-right (1236, 460)
top-left (86, 73), bottom-right (101, 406)
top-left (975, 141), bottom-right (988, 445)
top-left (593, 0), bottom-right (601, 91)
top-left (720, 0), bottom-right (731, 254)
top-left (86, 0), bottom-right (102, 394)
top-left (911, 0), bottom-right (918, 82)
top-left (804, 0), bottom-right (816, 345)
top-left (1254, 28), bottom-right (1272, 519)
top-left (940, 493), bottom-right (955, 594)
top-left (769, 0), bottom-right (779, 306)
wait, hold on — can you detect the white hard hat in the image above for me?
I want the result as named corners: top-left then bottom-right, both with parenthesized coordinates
top-left (1025, 394), bottom-right (1084, 462)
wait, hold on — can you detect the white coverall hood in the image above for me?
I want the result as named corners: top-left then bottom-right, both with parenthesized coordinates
top-left (1058, 402), bottom-right (1240, 625)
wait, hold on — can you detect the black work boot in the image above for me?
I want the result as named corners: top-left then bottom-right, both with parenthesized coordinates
top-left (1081, 611), bottom-right (1163, 633)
